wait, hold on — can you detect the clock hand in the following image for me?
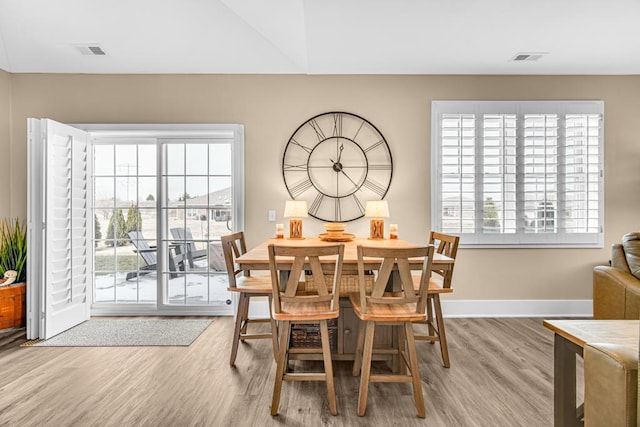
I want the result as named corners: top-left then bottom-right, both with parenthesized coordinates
top-left (330, 144), bottom-right (346, 172)
top-left (340, 169), bottom-right (359, 188)
top-left (329, 144), bottom-right (345, 165)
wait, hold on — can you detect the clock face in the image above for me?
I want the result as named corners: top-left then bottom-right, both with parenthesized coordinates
top-left (282, 112), bottom-right (393, 222)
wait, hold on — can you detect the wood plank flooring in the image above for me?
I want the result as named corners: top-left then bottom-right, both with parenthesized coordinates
top-left (0, 317), bottom-right (579, 426)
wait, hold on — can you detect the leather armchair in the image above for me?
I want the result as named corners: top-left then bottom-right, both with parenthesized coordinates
top-left (584, 343), bottom-right (638, 427)
top-left (593, 232), bottom-right (640, 319)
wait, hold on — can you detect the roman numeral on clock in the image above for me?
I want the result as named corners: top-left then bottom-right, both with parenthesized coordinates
top-left (353, 194), bottom-right (365, 215)
top-left (364, 139), bottom-right (385, 153)
top-left (308, 119), bottom-right (326, 141)
top-left (362, 179), bottom-right (386, 197)
top-left (309, 193), bottom-right (325, 216)
top-left (290, 137), bottom-right (312, 153)
top-left (368, 164), bottom-right (392, 170)
top-left (332, 113), bottom-right (343, 137)
top-left (283, 163), bottom-right (308, 171)
top-left (289, 179), bottom-right (313, 198)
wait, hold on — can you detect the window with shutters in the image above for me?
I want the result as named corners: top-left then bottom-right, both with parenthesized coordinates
top-left (431, 101), bottom-right (604, 248)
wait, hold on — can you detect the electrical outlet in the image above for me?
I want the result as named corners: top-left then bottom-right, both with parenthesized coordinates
top-left (268, 209), bottom-right (276, 222)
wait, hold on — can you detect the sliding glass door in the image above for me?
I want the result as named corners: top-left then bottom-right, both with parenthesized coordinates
top-left (161, 141), bottom-right (234, 307)
top-left (89, 125), bottom-right (244, 315)
top-left (93, 141), bottom-right (158, 304)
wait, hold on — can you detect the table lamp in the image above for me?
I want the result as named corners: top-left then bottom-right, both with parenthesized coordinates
top-left (365, 200), bottom-right (389, 240)
top-left (284, 200), bottom-right (308, 239)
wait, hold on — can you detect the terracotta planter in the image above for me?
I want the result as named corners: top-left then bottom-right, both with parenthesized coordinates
top-left (0, 282), bottom-right (26, 330)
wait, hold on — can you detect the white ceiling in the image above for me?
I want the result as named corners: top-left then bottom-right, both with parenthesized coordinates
top-left (1, 0), bottom-right (639, 75)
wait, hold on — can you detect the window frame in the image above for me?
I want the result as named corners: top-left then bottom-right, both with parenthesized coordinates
top-left (431, 100), bottom-right (604, 249)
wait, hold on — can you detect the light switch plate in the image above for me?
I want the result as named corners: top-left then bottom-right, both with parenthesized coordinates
top-left (268, 209), bottom-right (276, 222)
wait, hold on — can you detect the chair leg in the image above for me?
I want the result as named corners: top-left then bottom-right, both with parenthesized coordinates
top-left (229, 292), bottom-right (248, 366)
top-left (320, 319), bottom-right (337, 415)
top-left (397, 323), bottom-right (407, 375)
top-left (187, 248), bottom-right (195, 269)
top-left (357, 321), bottom-right (376, 417)
top-left (271, 320), bottom-right (291, 416)
top-left (267, 295), bottom-right (279, 362)
top-left (404, 322), bottom-right (426, 418)
top-left (432, 294), bottom-right (450, 368)
top-left (426, 294), bottom-right (435, 344)
top-left (239, 295), bottom-right (251, 341)
top-left (352, 320), bottom-right (367, 376)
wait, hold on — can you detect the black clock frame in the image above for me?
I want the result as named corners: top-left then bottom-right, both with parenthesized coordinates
top-left (282, 111), bottom-right (393, 222)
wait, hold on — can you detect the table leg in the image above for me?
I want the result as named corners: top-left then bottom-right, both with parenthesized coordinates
top-left (553, 333), bottom-right (583, 427)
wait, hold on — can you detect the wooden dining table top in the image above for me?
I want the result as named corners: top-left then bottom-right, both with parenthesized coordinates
top-left (236, 237), bottom-right (454, 271)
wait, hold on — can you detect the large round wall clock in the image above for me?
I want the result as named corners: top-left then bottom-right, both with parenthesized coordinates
top-left (282, 111), bottom-right (393, 222)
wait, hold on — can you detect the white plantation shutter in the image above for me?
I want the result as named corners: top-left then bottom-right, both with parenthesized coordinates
top-left (45, 121), bottom-right (91, 337)
top-left (482, 114), bottom-right (517, 234)
top-left (432, 101), bottom-right (604, 248)
top-left (440, 114), bottom-right (475, 234)
top-left (522, 114), bottom-right (558, 238)
top-left (563, 114), bottom-right (601, 234)
top-left (27, 119), bottom-right (91, 339)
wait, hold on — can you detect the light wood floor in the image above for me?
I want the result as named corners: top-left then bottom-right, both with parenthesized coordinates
top-left (0, 317), bottom-right (580, 426)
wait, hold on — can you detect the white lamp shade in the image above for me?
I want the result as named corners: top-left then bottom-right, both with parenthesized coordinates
top-left (365, 200), bottom-right (389, 218)
top-left (284, 200), bottom-right (308, 218)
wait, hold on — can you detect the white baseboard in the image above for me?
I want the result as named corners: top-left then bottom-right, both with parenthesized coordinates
top-left (439, 299), bottom-right (593, 318)
top-left (247, 299), bottom-right (593, 318)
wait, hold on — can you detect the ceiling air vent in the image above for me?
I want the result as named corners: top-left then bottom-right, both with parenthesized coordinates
top-left (511, 52), bottom-right (548, 62)
top-left (74, 44), bottom-right (107, 56)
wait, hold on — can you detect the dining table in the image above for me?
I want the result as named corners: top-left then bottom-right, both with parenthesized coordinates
top-left (236, 236), bottom-right (454, 275)
top-left (235, 236), bottom-right (455, 361)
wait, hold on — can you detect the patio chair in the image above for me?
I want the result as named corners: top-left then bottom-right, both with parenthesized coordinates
top-left (127, 231), bottom-right (186, 280)
top-left (170, 227), bottom-right (208, 268)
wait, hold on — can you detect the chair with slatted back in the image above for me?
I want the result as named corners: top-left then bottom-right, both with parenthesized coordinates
top-left (413, 231), bottom-right (460, 368)
top-left (268, 243), bottom-right (344, 416)
top-left (350, 244), bottom-right (434, 418)
top-left (221, 232), bottom-right (278, 366)
top-left (170, 227), bottom-right (208, 269)
top-left (127, 231), bottom-right (186, 280)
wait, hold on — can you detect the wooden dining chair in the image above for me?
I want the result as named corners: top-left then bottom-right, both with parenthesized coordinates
top-left (350, 244), bottom-right (434, 418)
top-left (413, 231), bottom-right (460, 368)
top-left (268, 243), bottom-right (344, 416)
top-left (221, 232), bottom-right (278, 366)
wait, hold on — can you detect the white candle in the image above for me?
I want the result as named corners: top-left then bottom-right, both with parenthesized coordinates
top-left (276, 223), bottom-right (284, 239)
top-left (389, 224), bottom-right (398, 239)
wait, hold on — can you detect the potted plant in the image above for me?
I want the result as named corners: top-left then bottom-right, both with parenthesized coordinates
top-left (0, 218), bottom-right (27, 329)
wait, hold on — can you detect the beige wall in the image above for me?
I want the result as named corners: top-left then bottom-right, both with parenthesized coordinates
top-left (7, 73), bottom-right (640, 300)
top-left (0, 70), bottom-right (10, 219)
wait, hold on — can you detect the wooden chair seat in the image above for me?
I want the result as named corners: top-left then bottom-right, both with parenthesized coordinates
top-left (271, 301), bottom-right (340, 321)
top-left (227, 274), bottom-right (273, 294)
top-left (412, 275), bottom-right (454, 294)
top-left (349, 292), bottom-right (427, 322)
